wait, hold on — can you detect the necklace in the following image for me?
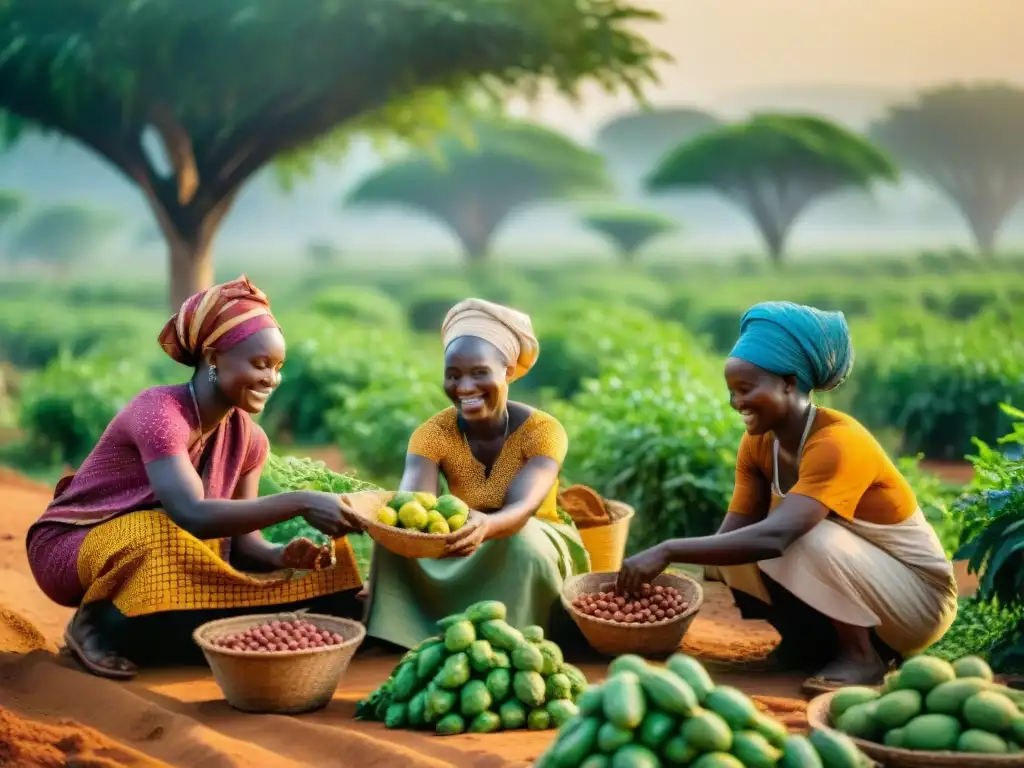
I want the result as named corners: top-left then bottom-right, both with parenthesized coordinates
top-left (771, 403), bottom-right (818, 498)
top-left (187, 381), bottom-right (211, 455)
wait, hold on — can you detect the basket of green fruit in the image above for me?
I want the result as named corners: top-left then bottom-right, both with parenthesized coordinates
top-left (807, 654), bottom-right (1024, 767)
top-left (344, 489), bottom-right (482, 559)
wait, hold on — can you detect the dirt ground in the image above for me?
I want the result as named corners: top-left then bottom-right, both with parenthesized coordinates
top-left (0, 465), bottom-right (950, 767)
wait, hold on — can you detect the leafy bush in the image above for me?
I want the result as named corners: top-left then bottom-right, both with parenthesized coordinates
top-left (310, 286), bottom-right (406, 329)
top-left (554, 354), bottom-right (743, 553)
top-left (896, 454), bottom-right (962, 558)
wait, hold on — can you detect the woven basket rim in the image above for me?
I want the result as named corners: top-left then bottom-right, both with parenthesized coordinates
top-left (560, 570), bottom-right (704, 631)
top-left (192, 611), bottom-right (366, 660)
top-left (807, 691), bottom-right (1024, 765)
top-left (601, 500), bottom-right (636, 525)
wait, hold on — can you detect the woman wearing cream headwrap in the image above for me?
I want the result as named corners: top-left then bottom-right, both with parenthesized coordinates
top-left (364, 298), bottom-right (590, 650)
top-left (618, 302), bottom-right (957, 694)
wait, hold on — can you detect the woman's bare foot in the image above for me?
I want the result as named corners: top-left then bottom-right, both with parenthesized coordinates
top-left (63, 605), bottom-right (137, 680)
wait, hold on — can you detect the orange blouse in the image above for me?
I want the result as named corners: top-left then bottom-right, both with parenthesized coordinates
top-left (728, 407), bottom-right (917, 525)
top-left (407, 407), bottom-right (567, 521)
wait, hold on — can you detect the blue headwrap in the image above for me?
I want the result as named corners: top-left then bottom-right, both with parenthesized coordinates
top-left (728, 301), bottom-right (854, 392)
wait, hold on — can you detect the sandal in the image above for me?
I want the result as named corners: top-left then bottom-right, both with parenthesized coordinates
top-left (62, 617), bottom-right (137, 681)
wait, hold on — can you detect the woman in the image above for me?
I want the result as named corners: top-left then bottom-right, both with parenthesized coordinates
top-left (618, 301), bottom-right (957, 693)
top-left (25, 276), bottom-right (365, 680)
top-left (364, 298), bottom-right (590, 650)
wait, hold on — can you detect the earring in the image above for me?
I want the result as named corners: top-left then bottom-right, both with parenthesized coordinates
top-left (208, 365), bottom-right (217, 384)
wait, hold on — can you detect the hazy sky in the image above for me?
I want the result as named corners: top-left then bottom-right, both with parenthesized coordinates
top-left (526, 0), bottom-right (1023, 133)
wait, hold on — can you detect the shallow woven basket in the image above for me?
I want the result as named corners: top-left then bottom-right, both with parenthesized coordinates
top-left (345, 490), bottom-right (483, 559)
top-left (193, 612), bottom-right (365, 714)
top-left (577, 501), bottom-right (635, 573)
top-left (807, 691), bottom-right (1024, 768)
top-left (561, 571), bottom-right (703, 658)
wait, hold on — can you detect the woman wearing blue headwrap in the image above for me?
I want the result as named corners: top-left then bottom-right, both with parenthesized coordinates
top-left (619, 302), bottom-right (957, 694)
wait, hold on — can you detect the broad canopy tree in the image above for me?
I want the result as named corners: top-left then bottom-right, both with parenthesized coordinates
top-left (647, 114), bottom-right (898, 263)
top-left (10, 203), bottom-right (122, 267)
top-left (870, 85), bottom-right (1024, 259)
top-left (345, 118), bottom-right (612, 262)
top-left (0, 0), bottom-right (663, 306)
top-left (580, 205), bottom-right (678, 262)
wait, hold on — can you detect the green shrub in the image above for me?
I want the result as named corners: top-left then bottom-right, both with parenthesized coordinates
top-left (896, 454), bottom-right (962, 558)
top-left (310, 286), bottom-right (406, 329)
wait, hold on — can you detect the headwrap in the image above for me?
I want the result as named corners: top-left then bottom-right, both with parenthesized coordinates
top-left (441, 298), bottom-right (539, 383)
top-left (728, 301), bottom-right (854, 393)
top-left (158, 275), bottom-right (280, 367)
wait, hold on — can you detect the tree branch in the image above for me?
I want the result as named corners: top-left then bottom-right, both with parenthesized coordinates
top-left (148, 103), bottom-right (199, 205)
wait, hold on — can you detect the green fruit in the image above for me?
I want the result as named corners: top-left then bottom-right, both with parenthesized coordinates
top-left (435, 652), bottom-right (471, 689)
top-left (662, 735), bottom-right (698, 765)
top-left (416, 642), bottom-right (446, 683)
top-left (389, 491), bottom-right (416, 511)
top-left (603, 671), bottom-right (647, 730)
top-left (492, 650), bottom-right (510, 669)
top-left (836, 701), bottom-right (880, 740)
top-left (925, 678), bottom-right (989, 715)
top-left (408, 690), bottom-right (428, 729)
top-left (958, 729), bottom-right (1009, 753)
top-left (952, 655), bottom-right (994, 682)
top-left (486, 667), bottom-right (511, 701)
top-left (881, 671), bottom-right (901, 694)
top-left (498, 699), bottom-right (527, 730)
top-left (898, 655), bottom-right (956, 693)
top-left (562, 663), bottom-right (589, 695)
top-left (384, 702), bottom-right (408, 729)
top-left (732, 730), bottom-right (783, 768)
top-left (522, 624), bottom-right (545, 643)
top-left (479, 619), bottom-right (526, 651)
top-left (447, 513), bottom-right (467, 531)
top-left (681, 709), bottom-right (733, 752)
top-left (444, 620), bottom-right (476, 652)
top-left (511, 642), bottom-right (545, 673)
top-left (436, 612), bottom-right (469, 631)
top-left (580, 756), bottom-right (611, 768)
top-left (597, 721), bottom-right (635, 753)
top-left (546, 673), bottom-right (573, 701)
top-left (903, 713), bottom-right (961, 750)
top-left (638, 711), bottom-right (678, 751)
top-left (398, 501), bottom-right (429, 530)
top-left (752, 713), bottom-right (790, 748)
top-left (637, 666), bottom-right (699, 717)
top-left (884, 728), bottom-right (905, 747)
top-left (548, 717), bottom-right (600, 767)
top-left (610, 744), bottom-right (663, 768)
top-left (435, 494), bottom-right (469, 519)
top-left (537, 640), bottom-right (565, 676)
top-left (528, 707), bottom-right (551, 730)
top-left (413, 492), bottom-right (437, 509)
top-left (808, 728), bottom-right (863, 768)
top-left (464, 599), bottom-right (506, 624)
top-left (778, 735), bottom-right (824, 768)
top-left (1012, 719), bottom-right (1024, 744)
top-left (577, 684), bottom-right (604, 716)
top-left (392, 662), bottom-right (419, 702)
top-left (428, 519), bottom-right (451, 535)
top-left (608, 654), bottom-right (650, 677)
top-left (690, 753), bottom-right (745, 768)
top-left (705, 686), bottom-right (758, 730)
top-left (426, 687), bottom-right (456, 720)
top-left (467, 639), bottom-right (495, 673)
top-left (666, 653), bottom-right (715, 703)
top-left (513, 670), bottom-right (546, 707)
top-left (435, 712), bottom-right (465, 735)
top-left (468, 711), bottom-right (502, 734)
top-left (546, 699), bottom-right (579, 728)
top-left (963, 691), bottom-right (1020, 732)
top-left (830, 687), bottom-right (881, 721)
top-left (874, 689), bottom-right (923, 729)
top-left (459, 679), bottom-right (492, 718)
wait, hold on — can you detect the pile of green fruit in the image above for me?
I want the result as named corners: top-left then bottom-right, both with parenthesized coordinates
top-left (355, 599), bottom-right (588, 735)
top-left (537, 653), bottom-right (868, 767)
top-left (831, 653), bottom-right (1024, 754)
top-left (376, 491), bottom-right (470, 534)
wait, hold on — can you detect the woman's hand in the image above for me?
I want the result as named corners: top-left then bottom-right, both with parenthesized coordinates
top-left (442, 510), bottom-right (491, 558)
top-left (299, 492), bottom-right (365, 537)
top-left (280, 537), bottom-right (335, 570)
top-left (617, 543), bottom-right (671, 595)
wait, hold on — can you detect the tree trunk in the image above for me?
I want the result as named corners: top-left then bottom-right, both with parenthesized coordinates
top-left (168, 235), bottom-right (215, 308)
top-left (964, 206), bottom-right (1001, 262)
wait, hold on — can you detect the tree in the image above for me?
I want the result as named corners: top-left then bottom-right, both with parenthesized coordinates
top-left (580, 205), bottom-right (678, 262)
top-left (869, 85), bottom-right (1024, 259)
top-left (594, 107), bottom-right (720, 192)
top-left (646, 114), bottom-right (898, 264)
top-left (9, 203), bottom-right (122, 267)
top-left (345, 118), bottom-right (612, 262)
top-left (0, 0), bottom-right (663, 306)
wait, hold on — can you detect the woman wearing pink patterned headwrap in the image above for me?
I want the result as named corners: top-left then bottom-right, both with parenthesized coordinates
top-left (26, 276), bottom-right (366, 680)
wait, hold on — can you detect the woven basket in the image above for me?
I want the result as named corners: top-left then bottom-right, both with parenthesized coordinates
top-left (344, 490), bottom-right (484, 559)
top-left (561, 571), bottom-right (703, 658)
top-left (577, 500), bottom-right (635, 573)
top-left (807, 692), bottom-right (1024, 767)
top-left (193, 612), bottom-right (365, 714)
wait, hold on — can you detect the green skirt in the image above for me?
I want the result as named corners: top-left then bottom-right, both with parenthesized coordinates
top-left (366, 517), bottom-right (591, 649)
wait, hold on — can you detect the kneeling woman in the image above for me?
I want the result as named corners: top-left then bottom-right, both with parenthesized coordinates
top-left (26, 277), bottom-right (365, 680)
top-left (365, 299), bottom-right (590, 649)
top-left (618, 302), bottom-right (957, 692)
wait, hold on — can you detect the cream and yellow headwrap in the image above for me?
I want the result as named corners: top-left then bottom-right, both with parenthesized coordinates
top-left (441, 298), bottom-right (539, 382)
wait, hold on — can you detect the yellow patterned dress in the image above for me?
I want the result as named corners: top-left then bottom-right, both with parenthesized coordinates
top-left (366, 407), bottom-right (591, 649)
